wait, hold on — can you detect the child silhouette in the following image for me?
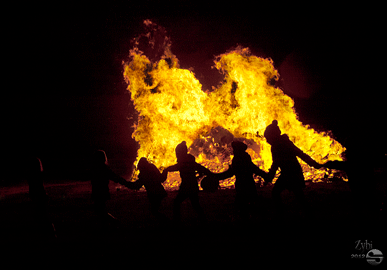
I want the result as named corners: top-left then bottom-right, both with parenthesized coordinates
top-left (164, 141), bottom-right (214, 223)
top-left (126, 157), bottom-right (168, 221)
top-left (90, 150), bottom-right (128, 224)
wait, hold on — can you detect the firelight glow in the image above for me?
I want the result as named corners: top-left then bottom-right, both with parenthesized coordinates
top-left (123, 22), bottom-right (345, 189)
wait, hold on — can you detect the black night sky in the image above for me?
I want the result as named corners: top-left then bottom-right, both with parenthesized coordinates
top-left (13, 2), bottom-right (385, 177)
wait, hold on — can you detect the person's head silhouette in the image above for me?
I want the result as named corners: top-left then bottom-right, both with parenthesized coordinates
top-left (138, 157), bottom-right (149, 171)
top-left (231, 141), bottom-right (248, 155)
top-left (175, 141), bottom-right (188, 162)
top-left (93, 150), bottom-right (108, 165)
top-left (264, 120), bottom-right (281, 145)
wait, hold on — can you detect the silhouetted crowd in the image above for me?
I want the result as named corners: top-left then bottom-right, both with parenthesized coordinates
top-left (22, 121), bottom-right (385, 240)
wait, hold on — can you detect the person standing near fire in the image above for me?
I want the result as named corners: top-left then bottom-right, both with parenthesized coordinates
top-left (263, 120), bottom-right (323, 216)
top-left (323, 135), bottom-right (378, 221)
top-left (126, 157), bottom-right (168, 223)
top-left (164, 141), bottom-right (214, 224)
top-left (211, 140), bottom-right (267, 221)
top-left (26, 156), bottom-right (57, 239)
top-left (89, 150), bottom-right (129, 226)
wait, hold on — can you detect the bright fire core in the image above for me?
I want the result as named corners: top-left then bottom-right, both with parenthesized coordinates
top-left (123, 24), bottom-right (345, 189)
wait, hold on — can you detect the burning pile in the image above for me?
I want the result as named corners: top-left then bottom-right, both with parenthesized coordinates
top-left (123, 20), bottom-right (345, 189)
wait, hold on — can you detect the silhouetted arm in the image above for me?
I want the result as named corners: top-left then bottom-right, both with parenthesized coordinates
top-left (164, 163), bottom-right (181, 172)
top-left (266, 160), bottom-right (279, 183)
top-left (294, 146), bottom-right (322, 169)
top-left (251, 162), bottom-right (268, 178)
top-left (265, 144), bottom-right (281, 183)
top-left (125, 178), bottom-right (144, 190)
top-left (323, 160), bottom-right (347, 171)
top-left (106, 167), bottom-right (130, 186)
top-left (195, 163), bottom-right (214, 177)
top-left (215, 167), bottom-right (235, 181)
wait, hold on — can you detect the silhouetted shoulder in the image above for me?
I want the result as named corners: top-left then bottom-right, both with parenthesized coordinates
top-left (186, 154), bottom-right (196, 163)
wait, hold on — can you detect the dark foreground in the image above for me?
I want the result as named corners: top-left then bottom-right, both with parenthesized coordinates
top-left (1, 177), bottom-right (386, 266)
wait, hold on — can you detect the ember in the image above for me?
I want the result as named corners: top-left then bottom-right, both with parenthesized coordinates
top-left (123, 20), bottom-right (346, 189)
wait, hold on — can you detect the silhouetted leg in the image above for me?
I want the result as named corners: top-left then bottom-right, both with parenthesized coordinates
top-left (351, 188), bottom-right (372, 225)
top-left (272, 182), bottom-right (285, 215)
top-left (189, 193), bottom-right (206, 223)
top-left (31, 200), bottom-right (56, 239)
top-left (149, 196), bottom-right (161, 216)
top-left (94, 200), bottom-right (107, 217)
top-left (293, 188), bottom-right (312, 218)
top-left (247, 193), bottom-right (259, 220)
top-left (173, 192), bottom-right (188, 222)
top-left (235, 192), bottom-right (250, 221)
top-left (149, 195), bottom-right (167, 223)
top-left (94, 199), bottom-right (117, 228)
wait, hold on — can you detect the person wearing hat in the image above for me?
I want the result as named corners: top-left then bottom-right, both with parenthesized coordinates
top-left (90, 150), bottom-right (129, 225)
top-left (264, 120), bottom-right (323, 215)
top-left (126, 157), bottom-right (168, 222)
top-left (214, 140), bottom-right (267, 220)
top-left (164, 141), bottom-right (214, 223)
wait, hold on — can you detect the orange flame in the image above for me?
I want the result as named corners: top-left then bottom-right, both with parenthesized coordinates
top-left (123, 21), bottom-right (345, 189)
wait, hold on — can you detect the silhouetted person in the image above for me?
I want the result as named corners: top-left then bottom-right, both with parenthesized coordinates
top-left (324, 135), bottom-right (378, 220)
top-left (90, 150), bottom-right (128, 225)
top-left (27, 157), bottom-right (48, 206)
top-left (164, 141), bottom-right (213, 223)
top-left (126, 157), bottom-right (168, 222)
top-left (26, 157), bottom-right (56, 239)
top-left (215, 141), bottom-right (267, 220)
top-left (264, 120), bottom-right (322, 216)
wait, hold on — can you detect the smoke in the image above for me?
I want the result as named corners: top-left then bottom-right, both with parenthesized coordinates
top-left (131, 20), bottom-right (178, 67)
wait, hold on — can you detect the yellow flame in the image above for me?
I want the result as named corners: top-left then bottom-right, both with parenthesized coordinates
top-left (124, 43), bottom-right (345, 189)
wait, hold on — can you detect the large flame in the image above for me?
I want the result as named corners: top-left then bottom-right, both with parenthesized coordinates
top-left (123, 21), bottom-right (345, 189)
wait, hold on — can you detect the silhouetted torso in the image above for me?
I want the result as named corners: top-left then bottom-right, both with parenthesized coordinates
top-left (28, 172), bottom-right (48, 205)
top-left (128, 158), bottom-right (168, 220)
top-left (325, 142), bottom-right (377, 214)
top-left (135, 162), bottom-right (167, 197)
top-left (218, 143), bottom-right (265, 195)
top-left (166, 141), bottom-right (212, 222)
top-left (215, 141), bottom-right (266, 220)
top-left (25, 157), bottom-right (56, 238)
top-left (90, 163), bottom-right (125, 202)
top-left (269, 134), bottom-right (305, 188)
top-left (168, 154), bottom-right (211, 193)
top-left (269, 134), bottom-right (321, 189)
top-left (26, 157), bottom-right (47, 205)
top-left (231, 151), bottom-right (260, 194)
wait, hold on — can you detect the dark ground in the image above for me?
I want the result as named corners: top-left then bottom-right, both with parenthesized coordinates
top-left (1, 173), bottom-right (386, 266)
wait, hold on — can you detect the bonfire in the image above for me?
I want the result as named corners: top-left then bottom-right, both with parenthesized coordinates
top-left (123, 20), bottom-right (346, 190)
